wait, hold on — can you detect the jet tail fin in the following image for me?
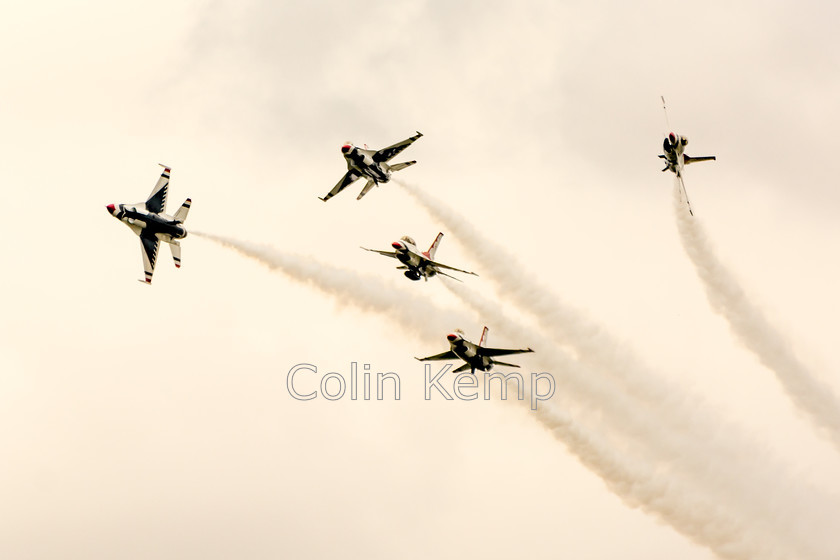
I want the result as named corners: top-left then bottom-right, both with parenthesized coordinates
top-left (479, 326), bottom-right (489, 348)
top-left (388, 160), bottom-right (416, 172)
top-left (426, 232), bottom-right (444, 260)
top-left (170, 241), bottom-right (182, 268)
top-left (173, 198), bottom-right (192, 223)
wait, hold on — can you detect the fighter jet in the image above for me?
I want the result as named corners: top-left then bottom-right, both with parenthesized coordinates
top-left (361, 232), bottom-right (477, 282)
top-left (658, 97), bottom-right (716, 216)
top-left (319, 131), bottom-right (423, 202)
top-left (416, 327), bottom-right (534, 374)
top-left (106, 164), bottom-right (191, 284)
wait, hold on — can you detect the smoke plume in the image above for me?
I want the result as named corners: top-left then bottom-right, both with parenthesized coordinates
top-left (672, 181), bottom-right (840, 454)
top-left (396, 180), bottom-right (838, 559)
top-left (197, 231), bottom-right (824, 560)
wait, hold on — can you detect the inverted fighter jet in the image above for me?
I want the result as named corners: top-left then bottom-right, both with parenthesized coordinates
top-left (319, 131), bottom-right (423, 202)
top-left (658, 97), bottom-right (716, 216)
top-left (361, 232), bottom-right (477, 282)
top-left (106, 164), bottom-right (191, 284)
top-left (416, 327), bottom-right (534, 374)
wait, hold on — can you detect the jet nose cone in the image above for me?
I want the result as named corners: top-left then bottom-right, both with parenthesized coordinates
top-left (341, 144), bottom-right (352, 154)
top-left (106, 204), bottom-right (116, 215)
top-left (391, 241), bottom-right (403, 250)
top-left (447, 333), bottom-right (458, 342)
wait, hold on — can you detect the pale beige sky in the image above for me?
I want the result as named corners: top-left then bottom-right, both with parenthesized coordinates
top-left (1, 1), bottom-right (838, 559)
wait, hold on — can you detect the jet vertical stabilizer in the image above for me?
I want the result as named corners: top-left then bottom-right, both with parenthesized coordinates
top-left (426, 232), bottom-right (444, 260)
top-left (479, 326), bottom-right (489, 348)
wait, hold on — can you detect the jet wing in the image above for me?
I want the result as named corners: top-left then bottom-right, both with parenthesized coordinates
top-left (320, 170), bottom-right (360, 202)
top-left (415, 350), bottom-right (458, 361)
top-left (373, 131), bottom-right (423, 163)
top-left (683, 155), bottom-right (716, 165)
top-left (481, 347), bottom-right (534, 357)
top-left (434, 270), bottom-right (465, 282)
top-left (361, 247), bottom-right (398, 259)
top-left (145, 165), bottom-right (170, 214)
top-left (139, 232), bottom-right (160, 284)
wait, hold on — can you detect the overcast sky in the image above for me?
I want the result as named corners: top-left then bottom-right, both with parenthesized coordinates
top-left (1, 1), bottom-right (838, 559)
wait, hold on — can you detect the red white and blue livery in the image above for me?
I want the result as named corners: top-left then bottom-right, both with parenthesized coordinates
top-left (320, 131), bottom-right (423, 201)
top-left (106, 164), bottom-right (191, 284)
top-left (659, 97), bottom-right (716, 216)
top-left (416, 327), bottom-right (534, 375)
top-left (362, 232), bottom-right (477, 282)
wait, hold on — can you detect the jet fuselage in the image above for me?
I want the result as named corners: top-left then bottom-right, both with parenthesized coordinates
top-left (391, 238), bottom-right (436, 280)
top-left (107, 204), bottom-right (187, 241)
top-left (661, 132), bottom-right (687, 174)
top-left (343, 145), bottom-right (390, 184)
top-left (447, 334), bottom-right (492, 372)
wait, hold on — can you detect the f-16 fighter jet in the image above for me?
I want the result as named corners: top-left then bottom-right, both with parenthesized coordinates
top-left (416, 327), bottom-right (534, 374)
top-left (319, 131), bottom-right (423, 202)
top-left (106, 164), bottom-right (191, 284)
top-left (361, 232), bottom-right (477, 282)
top-left (658, 97), bottom-right (716, 216)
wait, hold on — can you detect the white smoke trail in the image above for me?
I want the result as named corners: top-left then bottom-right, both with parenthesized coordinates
top-left (672, 181), bottom-right (840, 454)
top-left (531, 401), bottom-right (788, 560)
top-left (193, 231), bottom-right (467, 345)
top-left (443, 279), bottom-right (831, 560)
top-left (198, 231), bottom-right (813, 560)
top-left (396, 180), bottom-right (838, 559)
top-left (393, 179), bottom-right (669, 398)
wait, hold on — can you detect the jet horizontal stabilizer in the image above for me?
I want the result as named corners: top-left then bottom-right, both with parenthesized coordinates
top-left (357, 179), bottom-right (377, 200)
top-left (453, 363), bottom-right (474, 374)
top-left (491, 360), bottom-right (521, 369)
top-left (170, 242), bottom-right (182, 268)
top-left (173, 198), bottom-right (191, 223)
top-left (389, 160), bottom-right (416, 172)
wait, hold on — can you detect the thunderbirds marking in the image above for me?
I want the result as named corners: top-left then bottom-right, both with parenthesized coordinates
top-left (362, 232), bottom-right (477, 282)
top-left (416, 327), bottom-right (534, 374)
top-left (319, 131), bottom-right (423, 201)
top-left (106, 164), bottom-right (191, 284)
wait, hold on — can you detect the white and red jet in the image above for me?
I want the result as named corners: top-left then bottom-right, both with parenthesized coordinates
top-left (106, 164), bottom-right (191, 284)
top-left (362, 232), bottom-right (477, 282)
top-left (659, 97), bottom-right (716, 216)
top-left (319, 131), bottom-right (422, 202)
top-left (416, 327), bottom-right (534, 374)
